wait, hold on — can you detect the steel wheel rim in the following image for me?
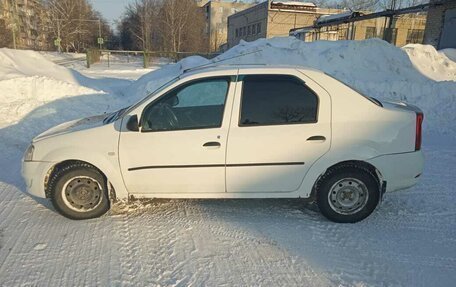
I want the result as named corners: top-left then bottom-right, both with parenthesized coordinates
top-left (61, 176), bottom-right (103, 212)
top-left (328, 178), bottom-right (369, 215)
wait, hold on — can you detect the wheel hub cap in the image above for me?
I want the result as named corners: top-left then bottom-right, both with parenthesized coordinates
top-left (63, 177), bottom-right (102, 211)
top-left (328, 178), bottom-right (369, 215)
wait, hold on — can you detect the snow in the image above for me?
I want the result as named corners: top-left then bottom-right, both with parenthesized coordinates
top-left (0, 38), bottom-right (455, 286)
top-left (403, 44), bottom-right (456, 82)
top-left (317, 11), bottom-right (353, 23)
top-left (131, 37), bottom-right (456, 136)
top-left (272, 1), bottom-right (317, 7)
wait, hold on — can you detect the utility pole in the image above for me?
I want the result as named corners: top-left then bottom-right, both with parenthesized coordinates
top-left (11, 0), bottom-right (17, 49)
top-left (57, 19), bottom-right (61, 53)
top-left (384, 0), bottom-right (397, 44)
top-left (98, 19), bottom-right (102, 50)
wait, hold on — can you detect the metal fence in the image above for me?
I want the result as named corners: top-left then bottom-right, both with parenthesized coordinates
top-left (85, 50), bottom-right (220, 68)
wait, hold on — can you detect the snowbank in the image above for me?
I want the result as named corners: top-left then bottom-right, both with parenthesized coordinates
top-left (0, 48), bottom-right (130, 129)
top-left (403, 44), bottom-right (456, 81)
top-left (129, 37), bottom-right (456, 136)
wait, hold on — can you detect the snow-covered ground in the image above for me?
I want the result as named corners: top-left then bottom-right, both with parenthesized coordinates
top-left (0, 39), bottom-right (455, 286)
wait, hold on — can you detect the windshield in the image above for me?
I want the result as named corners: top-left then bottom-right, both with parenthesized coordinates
top-left (122, 76), bottom-right (180, 117)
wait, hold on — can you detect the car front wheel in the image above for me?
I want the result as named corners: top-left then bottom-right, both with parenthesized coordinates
top-left (47, 162), bottom-right (110, 220)
top-left (316, 165), bottom-right (380, 223)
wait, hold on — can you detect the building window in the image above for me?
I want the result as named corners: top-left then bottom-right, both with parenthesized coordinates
top-left (252, 24), bottom-right (256, 35)
top-left (406, 29), bottom-right (424, 44)
top-left (365, 27), bottom-right (377, 39)
top-left (248, 25), bottom-right (251, 35)
top-left (235, 28), bottom-right (239, 38)
top-left (257, 23), bottom-right (261, 34)
top-left (243, 26), bottom-right (246, 36)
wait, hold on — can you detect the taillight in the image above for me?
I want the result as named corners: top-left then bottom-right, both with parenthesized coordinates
top-left (415, 112), bottom-right (424, 151)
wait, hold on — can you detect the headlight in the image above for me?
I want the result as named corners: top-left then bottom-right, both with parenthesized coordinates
top-left (23, 144), bottom-right (34, 162)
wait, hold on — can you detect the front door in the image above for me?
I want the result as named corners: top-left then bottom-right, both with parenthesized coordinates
top-left (119, 76), bottom-right (234, 195)
top-left (226, 72), bottom-right (331, 193)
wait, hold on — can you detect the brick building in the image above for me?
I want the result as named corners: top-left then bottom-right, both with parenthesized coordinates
top-left (202, 0), bottom-right (255, 52)
top-left (227, 1), bottom-right (344, 48)
top-left (228, 0), bottom-right (428, 48)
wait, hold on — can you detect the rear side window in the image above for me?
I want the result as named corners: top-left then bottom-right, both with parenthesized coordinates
top-left (240, 75), bottom-right (318, 126)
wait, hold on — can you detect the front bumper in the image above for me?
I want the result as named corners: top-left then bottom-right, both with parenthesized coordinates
top-left (21, 160), bottom-right (55, 198)
top-left (367, 150), bottom-right (424, 193)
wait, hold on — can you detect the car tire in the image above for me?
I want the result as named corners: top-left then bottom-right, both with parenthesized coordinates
top-left (48, 162), bottom-right (110, 220)
top-left (316, 165), bottom-right (380, 223)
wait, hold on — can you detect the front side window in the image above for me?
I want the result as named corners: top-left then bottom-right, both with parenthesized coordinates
top-left (142, 77), bottom-right (230, 132)
top-left (240, 75), bottom-right (318, 126)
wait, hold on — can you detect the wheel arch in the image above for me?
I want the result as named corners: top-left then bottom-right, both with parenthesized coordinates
top-left (45, 159), bottom-right (118, 201)
top-left (310, 160), bottom-right (383, 199)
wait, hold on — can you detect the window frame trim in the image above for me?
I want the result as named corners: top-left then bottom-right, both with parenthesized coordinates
top-left (237, 74), bottom-right (320, 128)
top-left (140, 76), bottom-right (233, 133)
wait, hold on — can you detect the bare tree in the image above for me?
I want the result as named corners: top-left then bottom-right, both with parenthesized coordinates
top-left (46, 0), bottom-right (112, 52)
top-left (119, 0), bottom-right (207, 53)
top-left (159, 0), bottom-right (206, 52)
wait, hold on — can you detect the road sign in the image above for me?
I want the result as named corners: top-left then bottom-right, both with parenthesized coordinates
top-left (54, 38), bottom-right (61, 46)
top-left (97, 37), bottom-right (104, 45)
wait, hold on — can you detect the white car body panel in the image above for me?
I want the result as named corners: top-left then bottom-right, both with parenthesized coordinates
top-left (118, 70), bottom-right (238, 194)
top-left (21, 65), bottom-right (424, 201)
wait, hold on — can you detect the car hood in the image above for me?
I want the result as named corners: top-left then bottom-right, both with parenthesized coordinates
top-left (33, 114), bottom-right (107, 142)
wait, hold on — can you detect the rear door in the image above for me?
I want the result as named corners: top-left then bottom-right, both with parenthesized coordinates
top-left (226, 70), bottom-right (331, 193)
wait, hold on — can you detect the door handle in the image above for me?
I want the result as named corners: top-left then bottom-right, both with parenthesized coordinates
top-left (203, 141), bottom-right (221, 147)
top-left (307, 135), bottom-right (326, 141)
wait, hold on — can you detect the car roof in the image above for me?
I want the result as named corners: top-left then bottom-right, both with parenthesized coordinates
top-left (181, 64), bottom-right (322, 77)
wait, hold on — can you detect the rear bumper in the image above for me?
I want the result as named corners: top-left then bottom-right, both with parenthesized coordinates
top-left (21, 160), bottom-right (55, 198)
top-left (367, 150), bottom-right (424, 193)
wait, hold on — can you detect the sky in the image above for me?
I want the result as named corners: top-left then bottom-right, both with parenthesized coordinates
top-left (89, 0), bottom-right (135, 27)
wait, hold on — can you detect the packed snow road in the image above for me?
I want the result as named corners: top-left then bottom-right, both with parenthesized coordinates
top-left (1, 41), bottom-right (456, 286)
top-left (0, 140), bottom-right (455, 286)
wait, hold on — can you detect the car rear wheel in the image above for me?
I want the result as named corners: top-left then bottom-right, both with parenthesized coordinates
top-left (48, 162), bottom-right (110, 220)
top-left (316, 165), bottom-right (380, 223)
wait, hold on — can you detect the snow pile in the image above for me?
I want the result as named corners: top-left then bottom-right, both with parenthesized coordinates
top-left (0, 49), bottom-right (118, 128)
top-left (130, 37), bottom-right (456, 136)
top-left (403, 44), bottom-right (456, 81)
top-left (0, 48), bottom-right (86, 83)
top-left (0, 49), bottom-right (137, 129)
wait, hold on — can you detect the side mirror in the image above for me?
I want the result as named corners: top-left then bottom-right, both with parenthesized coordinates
top-left (126, 115), bottom-right (139, 132)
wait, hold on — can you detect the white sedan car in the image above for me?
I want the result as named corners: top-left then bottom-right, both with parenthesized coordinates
top-left (22, 65), bottom-right (424, 223)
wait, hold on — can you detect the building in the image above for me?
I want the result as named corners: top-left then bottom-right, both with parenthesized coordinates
top-left (424, 0), bottom-right (456, 49)
top-left (293, 13), bottom-right (427, 47)
top-left (0, 0), bottom-right (48, 49)
top-left (227, 1), bottom-right (345, 48)
top-left (202, 0), bottom-right (255, 52)
top-left (228, 0), bottom-right (428, 48)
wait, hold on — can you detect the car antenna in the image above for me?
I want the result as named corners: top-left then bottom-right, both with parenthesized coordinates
top-left (182, 48), bottom-right (263, 73)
